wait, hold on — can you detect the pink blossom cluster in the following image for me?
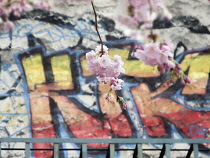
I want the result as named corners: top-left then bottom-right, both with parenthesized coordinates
top-left (118, 0), bottom-right (172, 29)
top-left (134, 41), bottom-right (175, 71)
top-left (167, 62), bottom-right (191, 85)
top-left (86, 45), bottom-right (125, 91)
top-left (0, 0), bottom-right (94, 31)
top-left (134, 41), bottom-right (191, 85)
top-left (0, 0), bottom-right (51, 31)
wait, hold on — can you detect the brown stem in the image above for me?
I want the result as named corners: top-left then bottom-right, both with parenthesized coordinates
top-left (91, 1), bottom-right (104, 56)
top-left (115, 91), bottom-right (121, 102)
top-left (148, 0), bottom-right (152, 15)
top-left (148, 0), bottom-right (156, 42)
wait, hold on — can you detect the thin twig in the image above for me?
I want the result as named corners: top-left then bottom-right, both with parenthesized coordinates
top-left (148, 0), bottom-right (152, 16)
top-left (91, 1), bottom-right (104, 56)
top-left (148, 0), bottom-right (155, 42)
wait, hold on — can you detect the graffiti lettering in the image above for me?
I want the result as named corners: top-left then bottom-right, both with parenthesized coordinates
top-left (189, 125), bottom-right (208, 138)
top-left (13, 38), bottom-right (210, 157)
top-left (14, 42), bottom-right (133, 157)
top-left (1, 10), bottom-right (210, 157)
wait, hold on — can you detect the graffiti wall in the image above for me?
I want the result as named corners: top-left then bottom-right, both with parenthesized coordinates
top-left (0, 0), bottom-right (210, 157)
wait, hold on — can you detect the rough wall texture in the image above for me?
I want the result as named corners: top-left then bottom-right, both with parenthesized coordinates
top-left (0, 0), bottom-right (210, 157)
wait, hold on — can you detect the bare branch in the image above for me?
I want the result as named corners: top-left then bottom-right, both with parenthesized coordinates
top-left (91, 1), bottom-right (104, 56)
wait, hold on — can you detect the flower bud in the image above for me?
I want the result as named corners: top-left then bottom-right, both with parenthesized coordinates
top-left (181, 79), bottom-right (186, 86)
top-left (123, 103), bottom-right (127, 110)
top-left (158, 65), bottom-right (165, 74)
top-left (105, 93), bottom-right (111, 101)
top-left (184, 76), bottom-right (191, 83)
top-left (176, 63), bottom-right (182, 70)
top-left (5, 21), bottom-right (14, 31)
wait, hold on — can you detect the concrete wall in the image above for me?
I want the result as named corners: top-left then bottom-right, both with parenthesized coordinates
top-left (0, 0), bottom-right (210, 157)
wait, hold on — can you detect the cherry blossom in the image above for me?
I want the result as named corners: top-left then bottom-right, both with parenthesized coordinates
top-left (116, 0), bottom-right (172, 40)
top-left (133, 41), bottom-right (191, 85)
top-left (134, 41), bottom-right (174, 68)
top-left (167, 61), bottom-right (191, 85)
top-left (0, 0), bottom-right (91, 31)
top-left (116, 0), bottom-right (172, 30)
top-left (86, 44), bottom-right (127, 108)
top-left (0, 0), bottom-right (52, 31)
top-left (86, 44), bottom-right (125, 91)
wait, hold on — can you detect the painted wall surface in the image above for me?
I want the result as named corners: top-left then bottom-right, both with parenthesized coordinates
top-left (0, 0), bottom-right (210, 157)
